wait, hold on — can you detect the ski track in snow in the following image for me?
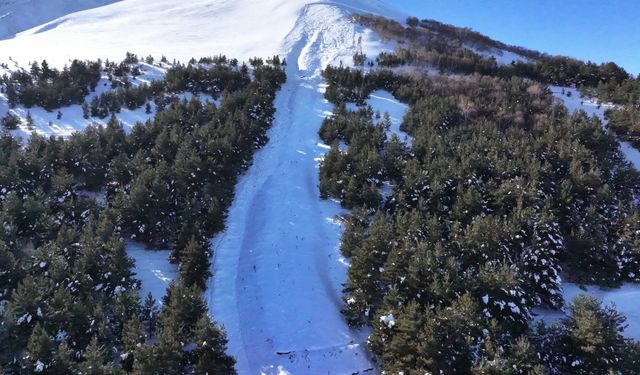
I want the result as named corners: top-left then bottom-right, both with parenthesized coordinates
top-left (206, 3), bottom-right (393, 374)
top-left (4, 0), bottom-right (640, 370)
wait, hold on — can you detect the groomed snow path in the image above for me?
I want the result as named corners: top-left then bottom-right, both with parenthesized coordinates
top-left (206, 3), bottom-right (397, 374)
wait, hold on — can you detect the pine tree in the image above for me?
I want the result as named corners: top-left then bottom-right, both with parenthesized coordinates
top-left (505, 337), bottom-right (545, 375)
top-left (178, 237), bottom-right (212, 290)
top-left (140, 293), bottom-right (159, 336)
top-left (26, 111), bottom-right (34, 129)
top-left (1, 112), bottom-right (21, 130)
top-left (50, 342), bottom-right (77, 374)
top-left (521, 206), bottom-right (564, 308)
top-left (40, 60), bottom-right (52, 80)
top-left (563, 295), bottom-right (628, 374)
top-left (160, 281), bottom-right (206, 343)
top-left (122, 317), bottom-right (145, 353)
top-left (82, 101), bottom-right (90, 119)
top-left (77, 336), bottom-right (117, 375)
top-left (148, 319), bottom-right (184, 374)
top-left (24, 324), bottom-right (54, 373)
top-left (193, 316), bottom-right (236, 375)
top-left (6, 83), bottom-right (17, 107)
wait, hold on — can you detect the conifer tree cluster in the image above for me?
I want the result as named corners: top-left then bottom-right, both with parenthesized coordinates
top-left (606, 106), bottom-right (640, 148)
top-left (1, 60), bottom-right (101, 110)
top-left (320, 62), bottom-right (640, 373)
top-left (357, 13), bottom-right (640, 160)
top-left (357, 14), bottom-right (635, 89)
top-left (0, 54), bottom-right (285, 374)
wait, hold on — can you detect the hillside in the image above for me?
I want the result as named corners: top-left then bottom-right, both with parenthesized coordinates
top-left (1, 1), bottom-right (640, 374)
top-left (0, 0), bottom-right (119, 39)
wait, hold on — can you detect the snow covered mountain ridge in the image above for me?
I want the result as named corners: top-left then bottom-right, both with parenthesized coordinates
top-left (0, 0), bottom-right (404, 68)
top-left (0, 0), bottom-right (119, 39)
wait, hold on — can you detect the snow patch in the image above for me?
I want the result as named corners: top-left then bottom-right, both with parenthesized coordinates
top-left (126, 242), bottom-right (176, 303)
top-left (260, 365), bottom-right (292, 375)
top-left (467, 45), bottom-right (530, 65)
top-left (0, 0), bottom-right (403, 68)
top-left (380, 313), bottom-right (396, 328)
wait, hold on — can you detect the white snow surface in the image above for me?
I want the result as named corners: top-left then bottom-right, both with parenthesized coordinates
top-left (0, 63), bottom-right (170, 139)
top-left (0, 0), bottom-right (403, 68)
top-left (206, 2), bottom-right (398, 374)
top-left (533, 282), bottom-right (640, 340)
top-left (0, 0), bottom-right (119, 40)
top-left (126, 242), bottom-right (176, 304)
top-left (467, 46), bottom-right (530, 65)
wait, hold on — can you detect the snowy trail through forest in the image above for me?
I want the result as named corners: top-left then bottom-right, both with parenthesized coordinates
top-left (206, 3), bottom-right (392, 374)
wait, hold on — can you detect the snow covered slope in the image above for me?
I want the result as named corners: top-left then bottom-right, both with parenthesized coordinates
top-left (207, 3), bottom-right (397, 374)
top-left (0, 0), bottom-right (119, 40)
top-left (126, 242), bottom-right (177, 304)
top-left (0, 0), bottom-right (402, 68)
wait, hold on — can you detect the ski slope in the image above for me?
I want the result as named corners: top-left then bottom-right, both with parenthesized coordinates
top-left (0, 0), bottom-right (119, 40)
top-left (207, 3), bottom-right (397, 374)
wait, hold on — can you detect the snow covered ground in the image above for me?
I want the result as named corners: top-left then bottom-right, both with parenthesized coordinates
top-left (126, 242), bottom-right (177, 304)
top-left (535, 87), bottom-right (640, 340)
top-left (0, 0), bottom-right (119, 39)
top-left (0, 0), bottom-right (400, 140)
top-left (0, 0), bottom-right (402, 68)
top-left (467, 46), bottom-right (530, 65)
top-left (0, 61), bottom-right (217, 139)
top-left (206, 3), bottom-right (399, 374)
